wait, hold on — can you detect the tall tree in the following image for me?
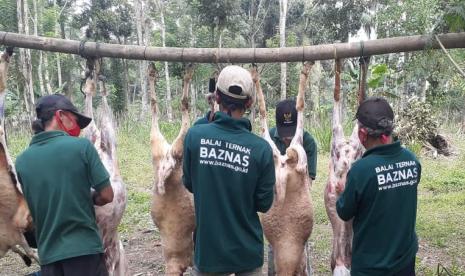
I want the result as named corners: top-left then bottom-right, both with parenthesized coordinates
top-left (157, 0), bottom-right (173, 121)
top-left (17, 0), bottom-right (35, 118)
top-left (32, 0), bottom-right (45, 96)
top-left (133, 0), bottom-right (149, 119)
top-left (279, 0), bottom-right (288, 100)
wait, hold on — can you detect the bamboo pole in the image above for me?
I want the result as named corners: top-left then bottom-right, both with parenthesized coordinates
top-left (1, 31), bottom-right (465, 63)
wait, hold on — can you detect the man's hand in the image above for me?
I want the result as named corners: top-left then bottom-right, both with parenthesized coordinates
top-left (92, 185), bottom-right (114, 206)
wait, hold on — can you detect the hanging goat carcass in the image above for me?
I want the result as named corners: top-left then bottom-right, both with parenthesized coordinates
top-left (149, 63), bottom-right (195, 275)
top-left (82, 60), bottom-right (128, 276)
top-left (253, 63), bottom-right (314, 276)
top-left (324, 59), bottom-right (365, 276)
top-left (0, 48), bottom-right (38, 266)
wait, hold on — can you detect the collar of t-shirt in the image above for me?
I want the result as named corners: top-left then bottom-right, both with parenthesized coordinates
top-left (213, 111), bottom-right (252, 132)
top-left (30, 130), bottom-right (68, 145)
top-left (205, 110), bottom-right (213, 122)
top-left (362, 140), bottom-right (402, 158)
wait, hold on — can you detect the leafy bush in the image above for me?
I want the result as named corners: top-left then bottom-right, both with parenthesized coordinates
top-left (395, 97), bottom-right (439, 146)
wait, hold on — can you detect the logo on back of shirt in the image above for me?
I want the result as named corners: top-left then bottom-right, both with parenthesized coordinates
top-left (375, 160), bottom-right (419, 191)
top-left (199, 138), bottom-right (251, 173)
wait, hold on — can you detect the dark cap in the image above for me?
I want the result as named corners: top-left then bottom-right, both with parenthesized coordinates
top-left (276, 99), bottom-right (297, 138)
top-left (356, 97), bottom-right (394, 133)
top-left (35, 94), bottom-right (92, 129)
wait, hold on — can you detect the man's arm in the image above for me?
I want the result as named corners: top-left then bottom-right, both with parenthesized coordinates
top-left (304, 132), bottom-right (317, 179)
top-left (254, 148), bottom-right (275, 213)
top-left (182, 131), bottom-right (193, 193)
top-left (85, 141), bottom-right (113, 205)
top-left (92, 185), bottom-right (114, 206)
top-left (336, 170), bottom-right (358, 221)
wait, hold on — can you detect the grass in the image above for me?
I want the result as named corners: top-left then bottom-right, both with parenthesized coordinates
top-left (5, 116), bottom-right (465, 275)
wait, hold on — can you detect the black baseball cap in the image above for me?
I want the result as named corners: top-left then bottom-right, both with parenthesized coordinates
top-left (356, 97), bottom-right (394, 133)
top-left (276, 99), bottom-right (297, 138)
top-left (35, 94), bottom-right (92, 129)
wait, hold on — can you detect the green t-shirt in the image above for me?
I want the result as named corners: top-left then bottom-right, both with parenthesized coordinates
top-left (183, 112), bottom-right (275, 273)
top-left (336, 141), bottom-right (421, 275)
top-left (15, 131), bottom-right (110, 265)
top-left (268, 127), bottom-right (317, 179)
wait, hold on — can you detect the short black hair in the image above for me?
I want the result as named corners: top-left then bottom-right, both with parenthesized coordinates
top-left (217, 89), bottom-right (248, 113)
top-left (31, 110), bottom-right (55, 134)
top-left (358, 120), bottom-right (393, 138)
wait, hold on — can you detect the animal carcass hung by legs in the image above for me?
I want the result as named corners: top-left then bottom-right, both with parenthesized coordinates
top-left (149, 63), bottom-right (195, 275)
top-left (253, 63), bottom-right (314, 276)
top-left (0, 48), bottom-right (38, 266)
top-left (324, 59), bottom-right (365, 276)
top-left (82, 59), bottom-right (128, 276)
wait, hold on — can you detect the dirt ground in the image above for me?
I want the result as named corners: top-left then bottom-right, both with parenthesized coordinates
top-left (2, 226), bottom-right (463, 276)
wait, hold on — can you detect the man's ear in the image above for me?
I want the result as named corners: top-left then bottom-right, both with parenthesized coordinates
top-left (215, 92), bottom-right (221, 105)
top-left (358, 127), bottom-right (367, 144)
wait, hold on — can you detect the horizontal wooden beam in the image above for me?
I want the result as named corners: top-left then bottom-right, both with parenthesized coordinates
top-left (1, 31), bottom-right (465, 63)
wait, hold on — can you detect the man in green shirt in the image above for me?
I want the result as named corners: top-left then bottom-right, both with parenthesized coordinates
top-left (269, 99), bottom-right (317, 179)
top-left (183, 65), bottom-right (275, 275)
top-left (336, 97), bottom-right (421, 276)
top-left (15, 94), bottom-right (114, 276)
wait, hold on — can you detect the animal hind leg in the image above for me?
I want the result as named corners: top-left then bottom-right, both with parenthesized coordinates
top-left (171, 64), bottom-right (194, 159)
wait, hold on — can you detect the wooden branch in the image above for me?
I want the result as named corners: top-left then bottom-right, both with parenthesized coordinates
top-left (1, 32), bottom-right (465, 63)
top-left (435, 35), bottom-right (465, 78)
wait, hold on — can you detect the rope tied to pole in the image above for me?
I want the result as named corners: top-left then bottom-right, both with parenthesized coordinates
top-left (359, 40), bottom-right (365, 59)
top-left (301, 45), bottom-right (305, 63)
top-left (143, 45), bottom-right (148, 61)
top-left (78, 40), bottom-right (88, 59)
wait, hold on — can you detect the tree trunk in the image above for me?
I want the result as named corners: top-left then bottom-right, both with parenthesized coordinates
top-left (402, 52), bottom-right (410, 109)
top-left (135, 0), bottom-right (148, 119)
top-left (159, 0), bottom-right (172, 121)
top-left (43, 53), bottom-right (53, 94)
top-left (420, 78), bottom-right (428, 102)
top-left (123, 59), bottom-right (130, 111)
top-left (56, 54), bottom-right (62, 89)
top-left (310, 61), bottom-right (321, 122)
top-left (53, 0), bottom-right (62, 90)
top-left (279, 0), bottom-right (288, 100)
top-left (32, 0), bottom-right (44, 96)
top-left (17, 0), bottom-right (35, 120)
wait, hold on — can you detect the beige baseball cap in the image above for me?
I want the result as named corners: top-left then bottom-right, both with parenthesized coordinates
top-left (216, 65), bottom-right (254, 100)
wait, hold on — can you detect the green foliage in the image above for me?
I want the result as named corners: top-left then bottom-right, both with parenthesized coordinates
top-left (42, 6), bottom-right (59, 36)
top-left (395, 97), bottom-right (439, 146)
top-left (109, 58), bottom-right (127, 114)
top-left (308, 109), bottom-right (333, 153)
top-left (443, 0), bottom-right (465, 32)
top-left (303, 0), bottom-right (366, 43)
top-left (367, 64), bottom-right (389, 89)
top-left (188, 0), bottom-right (242, 45)
top-left (73, 0), bottom-right (133, 41)
top-left (0, 0), bottom-right (17, 32)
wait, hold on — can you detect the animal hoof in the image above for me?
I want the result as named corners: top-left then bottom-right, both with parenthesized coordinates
top-left (22, 255), bottom-right (32, 266)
